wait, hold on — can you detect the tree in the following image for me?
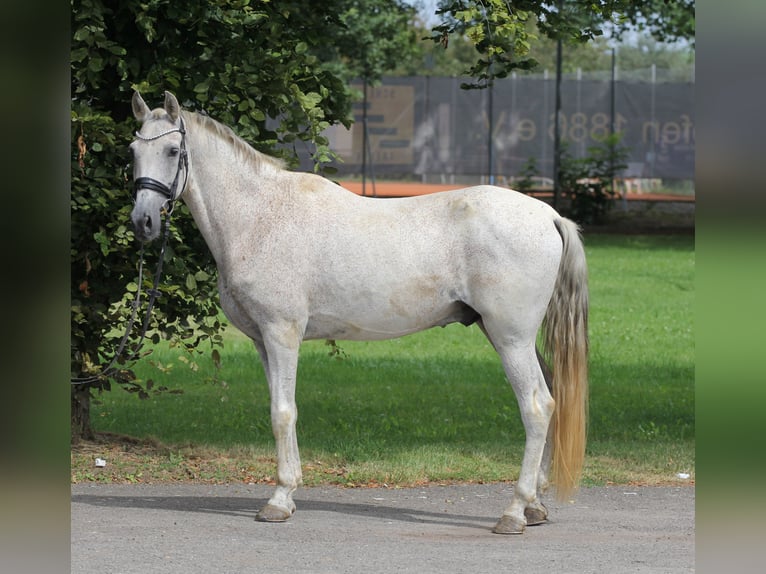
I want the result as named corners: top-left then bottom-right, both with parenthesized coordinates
top-left (317, 0), bottom-right (420, 84)
top-left (614, 0), bottom-right (695, 45)
top-left (428, 0), bottom-right (695, 86)
top-left (525, 27), bottom-right (694, 81)
top-left (391, 18), bottom-right (480, 76)
top-left (71, 0), bottom-right (412, 441)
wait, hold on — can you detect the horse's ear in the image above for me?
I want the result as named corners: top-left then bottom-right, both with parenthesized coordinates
top-left (132, 91), bottom-right (151, 123)
top-left (164, 91), bottom-right (181, 122)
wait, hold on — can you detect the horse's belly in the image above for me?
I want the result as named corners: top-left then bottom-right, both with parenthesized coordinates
top-left (304, 299), bottom-right (479, 341)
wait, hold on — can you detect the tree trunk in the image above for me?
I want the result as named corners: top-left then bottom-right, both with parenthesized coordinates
top-left (71, 385), bottom-right (94, 444)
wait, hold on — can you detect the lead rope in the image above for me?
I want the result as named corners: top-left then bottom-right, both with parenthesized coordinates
top-left (70, 208), bottom-right (174, 386)
top-left (72, 118), bottom-right (187, 386)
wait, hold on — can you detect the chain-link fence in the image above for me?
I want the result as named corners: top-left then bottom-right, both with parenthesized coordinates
top-left (294, 70), bottom-right (694, 194)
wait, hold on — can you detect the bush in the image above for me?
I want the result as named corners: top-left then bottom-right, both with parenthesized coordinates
top-left (70, 108), bottom-right (224, 387)
top-left (558, 134), bottom-right (629, 225)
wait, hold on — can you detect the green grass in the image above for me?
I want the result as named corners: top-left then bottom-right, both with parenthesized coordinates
top-left (78, 234), bottom-right (694, 487)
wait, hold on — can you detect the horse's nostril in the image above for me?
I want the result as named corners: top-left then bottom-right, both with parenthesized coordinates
top-left (144, 215), bottom-right (152, 231)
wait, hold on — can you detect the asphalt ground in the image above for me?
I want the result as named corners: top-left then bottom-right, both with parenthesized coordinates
top-left (71, 483), bottom-right (694, 573)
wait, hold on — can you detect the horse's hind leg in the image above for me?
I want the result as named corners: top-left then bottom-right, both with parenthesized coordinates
top-left (517, 347), bottom-right (555, 527)
top-left (484, 334), bottom-right (554, 534)
top-left (525, 401), bottom-right (554, 526)
top-left (253, 327), bottom-right (303, 523)
top-left (536, 346), bottom-right (554, 495)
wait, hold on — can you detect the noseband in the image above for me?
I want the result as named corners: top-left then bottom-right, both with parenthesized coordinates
top-left (132, 118), bottom-right (189, 211)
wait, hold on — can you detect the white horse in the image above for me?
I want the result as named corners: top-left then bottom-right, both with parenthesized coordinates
top-left (129, 91), bottom-right (588, 534)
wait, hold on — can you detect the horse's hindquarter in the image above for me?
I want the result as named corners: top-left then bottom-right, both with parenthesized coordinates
top-left (298, 184), bottom-right (563, 341)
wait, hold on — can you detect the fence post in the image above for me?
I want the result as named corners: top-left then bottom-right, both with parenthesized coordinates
top-left (488, 77), bottom-right (495, 185)
top-left (361, 79), bottom-right (367, 196)
top-left (552, 35), bottom-right (563, 211)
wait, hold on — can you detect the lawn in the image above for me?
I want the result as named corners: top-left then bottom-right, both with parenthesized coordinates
top-left (73, 233), bottom-right (694, 487)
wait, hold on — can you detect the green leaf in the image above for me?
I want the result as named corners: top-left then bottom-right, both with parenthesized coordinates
top-left (87, 57), bottom-right (104, 73)
top-left (107, 44), bottom-right (127, 56)
top-left (93, 230), bottom-right (109, 255)
top-left (71, 47), bottom-right (88, 62)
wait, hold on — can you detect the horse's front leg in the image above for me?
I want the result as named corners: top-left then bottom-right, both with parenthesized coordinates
top-left (254, 326), bottom-right (303, 522)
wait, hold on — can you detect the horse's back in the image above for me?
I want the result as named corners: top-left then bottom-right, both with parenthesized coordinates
top-left (309, 180), bottom-right (559, 242)
top-left (298, 181), bottom-right (561, 273)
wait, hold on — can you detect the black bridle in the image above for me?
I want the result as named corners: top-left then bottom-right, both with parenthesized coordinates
top-left (71, 119), bottom-right (189, 387)
top-left (132, 118), bottom-right (189, 211)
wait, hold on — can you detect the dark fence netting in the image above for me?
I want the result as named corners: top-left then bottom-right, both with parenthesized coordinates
top-left (292, 75), bottom-right (694, 185)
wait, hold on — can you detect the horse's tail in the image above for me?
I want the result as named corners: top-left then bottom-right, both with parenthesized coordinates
top-left (542, 217), bottom-right (589, 501)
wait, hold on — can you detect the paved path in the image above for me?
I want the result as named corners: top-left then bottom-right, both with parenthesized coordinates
top-left (72, 483), bottom-right (694, 573)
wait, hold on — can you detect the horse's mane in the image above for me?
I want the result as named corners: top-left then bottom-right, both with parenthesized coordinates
top-left (183, 110), bottom-right (286, 174)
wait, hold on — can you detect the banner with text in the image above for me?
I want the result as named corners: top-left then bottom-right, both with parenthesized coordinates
top-left (301, 76), bottom-right (694, 182)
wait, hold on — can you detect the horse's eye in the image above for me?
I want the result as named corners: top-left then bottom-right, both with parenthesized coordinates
top-left (169, 147), bottom-right (180, 157)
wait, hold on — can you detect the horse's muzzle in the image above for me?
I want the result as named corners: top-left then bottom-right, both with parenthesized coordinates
top-left (130, 203), bottom-right (164, 243)
top-left (131, 189), bottom-right (168, 243)
top-left (131, 212), bottom-right (155, 242)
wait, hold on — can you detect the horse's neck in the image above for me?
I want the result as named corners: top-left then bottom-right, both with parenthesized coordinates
top-left (182, 124), bottom-right (279, 266)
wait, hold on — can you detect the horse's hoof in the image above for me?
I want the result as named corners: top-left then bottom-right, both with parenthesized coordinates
top-left (255, 504), bottom-right (293, 522)
top-left (492, 514), bottom-right (525, 535)
top-left (524, 504), bottom-right (548, 526)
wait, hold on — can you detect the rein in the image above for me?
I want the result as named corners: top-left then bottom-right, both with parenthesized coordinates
top-left (71, 120), bottom-right (188, 386)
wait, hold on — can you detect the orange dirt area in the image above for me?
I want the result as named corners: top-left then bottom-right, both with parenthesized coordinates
top-left (338, 180), bottom-right (694, 202)
top-left (339, 180), bottom-right (464, 197)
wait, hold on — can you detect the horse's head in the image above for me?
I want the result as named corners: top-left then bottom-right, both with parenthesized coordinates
top-left (129, 91), bottom-right (189, 242)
